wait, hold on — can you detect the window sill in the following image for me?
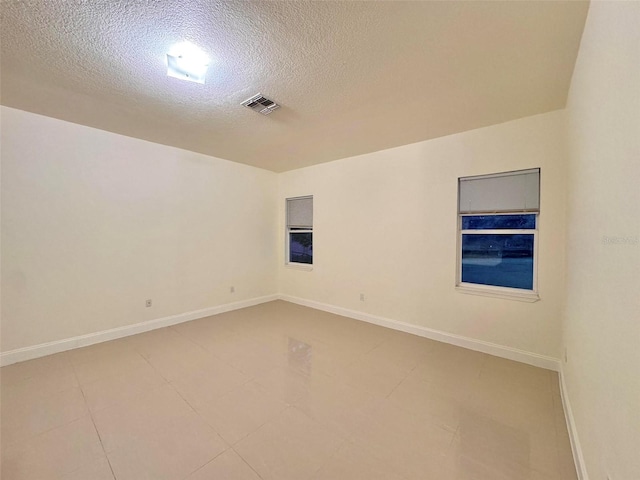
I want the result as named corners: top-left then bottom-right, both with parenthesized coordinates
top-left (285, 263), bottom-right (313, 271)
top-left (455, 285), bottom-right (540, 303)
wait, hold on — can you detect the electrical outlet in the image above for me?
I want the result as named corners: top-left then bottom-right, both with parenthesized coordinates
top-left (230, 286), bottom-right (235, 293)
top-left (360, 293), bottom-right (365, 301)
top-left (145, 299), bottom-right (152, 308)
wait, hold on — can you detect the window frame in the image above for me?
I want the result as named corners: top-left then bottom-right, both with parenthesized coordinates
top-left (456, 213), bottom-right (539, 302)
top-left (285, 195), bottom-right (313, 269)
top-left (456, 168), bottom-right (541, 302)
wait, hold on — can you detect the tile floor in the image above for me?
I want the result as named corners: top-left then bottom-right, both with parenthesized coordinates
top-left (0, 300), bottom-right (577, 480)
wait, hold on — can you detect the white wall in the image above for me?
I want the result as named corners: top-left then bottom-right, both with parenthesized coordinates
top-left (278, 110), bottom-right (567, 359)
top-left (1, 107), bottom-right (278, 352)
top-left (563, 2), bottom-right (640, 479)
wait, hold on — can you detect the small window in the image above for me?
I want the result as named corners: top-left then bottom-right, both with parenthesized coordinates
top-left (286, 196), bottom-right (313, 265)
top-left (457, 169), bottom-right (540, 298)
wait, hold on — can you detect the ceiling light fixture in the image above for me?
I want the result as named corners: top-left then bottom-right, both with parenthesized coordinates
top-left (166, 42), bottom-right (210, 84)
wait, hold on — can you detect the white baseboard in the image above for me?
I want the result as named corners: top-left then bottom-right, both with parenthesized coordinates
top-left (1, 291), bottom-right (561, 373)
top-left (559, 367), bottom-right (589, 480)
top-left (279, 294), bottom-right (561, 371)
top-left (0, 294), bottom-right (279, 367)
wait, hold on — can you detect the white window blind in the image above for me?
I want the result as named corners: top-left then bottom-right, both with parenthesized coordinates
top-left (458, 168), bottom-right (540, 214)
top-left (287, 196), bottom-right (313, 228)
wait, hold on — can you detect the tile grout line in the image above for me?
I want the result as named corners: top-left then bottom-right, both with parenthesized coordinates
top-left (163, 324), bottom-right (265, 386)
top-left (384, 361), bottom-right (418, 399)
top-left (77, 382), bottom-right (119, 480)
top-left (113, 361), bottom-right (236, 480)
top-left (179, 446), bottom-right (229, 480)
top-left (164, 371), bottom-right (253, 479)
top-left (231, 445), bottom-right (267, 480)
top-left (137, 350), bottom-right (175, 383)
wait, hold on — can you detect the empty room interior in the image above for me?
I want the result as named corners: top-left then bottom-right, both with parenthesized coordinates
top-left (1, 1), bottom-right (638, 479)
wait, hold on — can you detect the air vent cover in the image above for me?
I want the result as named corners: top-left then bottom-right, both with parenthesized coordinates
top-left (241, 93), bottom-right (281, 115)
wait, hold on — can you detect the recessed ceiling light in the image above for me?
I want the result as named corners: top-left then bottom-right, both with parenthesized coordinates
top-left (166, 42), bottom-right (210, 84)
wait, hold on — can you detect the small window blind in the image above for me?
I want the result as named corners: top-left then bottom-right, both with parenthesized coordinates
top-left (458, 168), bottom-right (540, 214)
top-left (287, 196), bottom-right (313, 228)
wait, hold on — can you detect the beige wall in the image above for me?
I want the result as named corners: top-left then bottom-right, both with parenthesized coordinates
top-left (1, 105), bottom-right (568, 362)
top-left (278, 110), bottom-right (567, 359)
top-left (564, 2), bottom-right (640, 479)
top-left (1, 107), bottom-right (278, 352)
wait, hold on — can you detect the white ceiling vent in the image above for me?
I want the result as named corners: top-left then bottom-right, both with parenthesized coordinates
top-left (241, 94), bottom-right (281, 115)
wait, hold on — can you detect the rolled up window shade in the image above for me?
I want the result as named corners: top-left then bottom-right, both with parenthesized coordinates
top-left (287, 196), bottom-right (313, 228)
top-left (458, 168), bottom-right (539, 214)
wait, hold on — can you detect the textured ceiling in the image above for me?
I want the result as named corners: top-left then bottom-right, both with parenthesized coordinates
top-left (0, 1), bottom-right (588, 172)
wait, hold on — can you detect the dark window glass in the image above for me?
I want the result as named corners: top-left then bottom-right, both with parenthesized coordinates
top-left (461, 214), bottom-right (536, 230)
top-left (289, 232), bottom-right (313, 264)
top-left (461, 234), bottom-right (534, 290)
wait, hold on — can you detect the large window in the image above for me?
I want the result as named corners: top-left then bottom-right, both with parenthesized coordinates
top-left (286, 196), bottom-right (313, 265)
top-left (457, 169), bottom-right (540, 299)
